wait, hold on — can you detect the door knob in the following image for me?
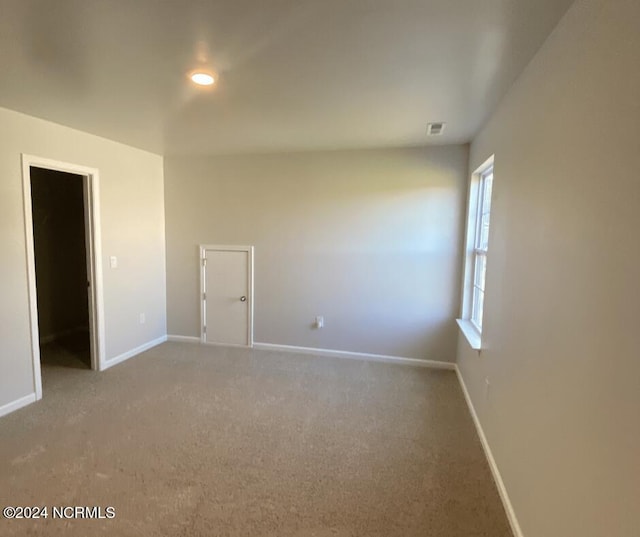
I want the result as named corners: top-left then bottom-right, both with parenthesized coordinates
top-left (240, 296), bottom-right (247, 302)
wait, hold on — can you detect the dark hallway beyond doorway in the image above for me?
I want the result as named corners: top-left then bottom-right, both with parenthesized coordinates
top-left (31, 167), bottom-right (91, 370)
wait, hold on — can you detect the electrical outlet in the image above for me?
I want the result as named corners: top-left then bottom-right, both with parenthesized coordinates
top-left (110, 256), bottom-right (118, 269)
top-left (484, 377), bottom-right (490, 398)
top-left (315, 316), bottom-right (324, 329)
top-left (139, 313), bottom-right (146, 324)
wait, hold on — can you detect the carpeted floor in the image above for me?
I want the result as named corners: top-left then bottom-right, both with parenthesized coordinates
top-left (0, 342), bottom-right (512, 536)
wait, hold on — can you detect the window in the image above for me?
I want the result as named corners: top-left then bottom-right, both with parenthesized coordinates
top-left (471, 166), bottom-right (493, 330)
top-left (458, 156), bottom-right (494, 349)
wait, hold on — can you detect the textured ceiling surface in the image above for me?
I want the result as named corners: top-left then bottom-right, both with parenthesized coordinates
top-left (0, 0), bottom-right (574, 155)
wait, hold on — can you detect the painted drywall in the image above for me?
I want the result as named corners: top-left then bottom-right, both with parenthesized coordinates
top-left (31, 168), bottom-right (89, 343)
top-left (457, 1), bottom-right (640, 536)
top-left (165, 145), bottom-right (468, 361)
top-left (0, 106), bottom-right (166, 409)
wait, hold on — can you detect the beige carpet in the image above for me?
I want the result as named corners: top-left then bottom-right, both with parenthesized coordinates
top-left (0, 342), bottom-right (512, 536)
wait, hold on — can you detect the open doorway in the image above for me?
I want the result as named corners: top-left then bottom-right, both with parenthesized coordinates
top-left (22, 155), bottom-right (105, 400)
top-left (31, 168), bottom-right (91, 370)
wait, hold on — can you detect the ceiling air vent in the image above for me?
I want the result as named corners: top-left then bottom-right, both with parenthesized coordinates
top-left (427, 122), bottom-right (446, 136)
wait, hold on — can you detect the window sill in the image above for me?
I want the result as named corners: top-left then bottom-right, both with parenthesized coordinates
top-left (456, 319), bottom-right (482, 351)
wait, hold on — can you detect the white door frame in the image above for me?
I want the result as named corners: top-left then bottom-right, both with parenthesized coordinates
top-left (199, 244), bottom-right (254, 347)
top-left (22, 154), bottom-right (106, 399)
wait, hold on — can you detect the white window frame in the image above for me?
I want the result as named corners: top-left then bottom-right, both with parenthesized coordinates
top-left (457, 155), bottom-right (494, 350)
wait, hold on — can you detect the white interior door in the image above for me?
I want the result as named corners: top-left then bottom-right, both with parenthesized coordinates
top-left (202, 246), bottom-right (253, 346)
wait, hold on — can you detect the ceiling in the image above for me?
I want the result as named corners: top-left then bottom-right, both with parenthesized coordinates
top-left (0, 0), bottom-right (574, 156)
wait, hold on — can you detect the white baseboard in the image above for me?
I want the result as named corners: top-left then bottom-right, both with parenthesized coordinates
top-left (0, 393), bottom-right (37, 419)
top-left (101, 335), bottom-right (167, 371)
top-left (455, 366), bottom-right (523, 537)
top-left (253, 342), bottom-right (456, 370)
top-left (167, 335), bottom-right (201, 343)
top-left (165, 337), bottom-right (455, 370)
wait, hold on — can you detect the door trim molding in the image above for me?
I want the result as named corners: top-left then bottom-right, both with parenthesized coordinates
top-left (21, 154), bottom-right (106, 399)
top-left (199, 244), bottom-right (254, 348)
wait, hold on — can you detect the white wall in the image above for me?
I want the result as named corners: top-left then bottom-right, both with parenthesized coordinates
top-left (0, 107), bottom-right (166, 410)
top-left (457, 1), bottom-right (640, 536)
top-left (165, 145), bottom-right (468, 361)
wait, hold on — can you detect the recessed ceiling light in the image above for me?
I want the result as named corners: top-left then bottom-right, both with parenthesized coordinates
top-left (190, 72), bottom-right (215, 86)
